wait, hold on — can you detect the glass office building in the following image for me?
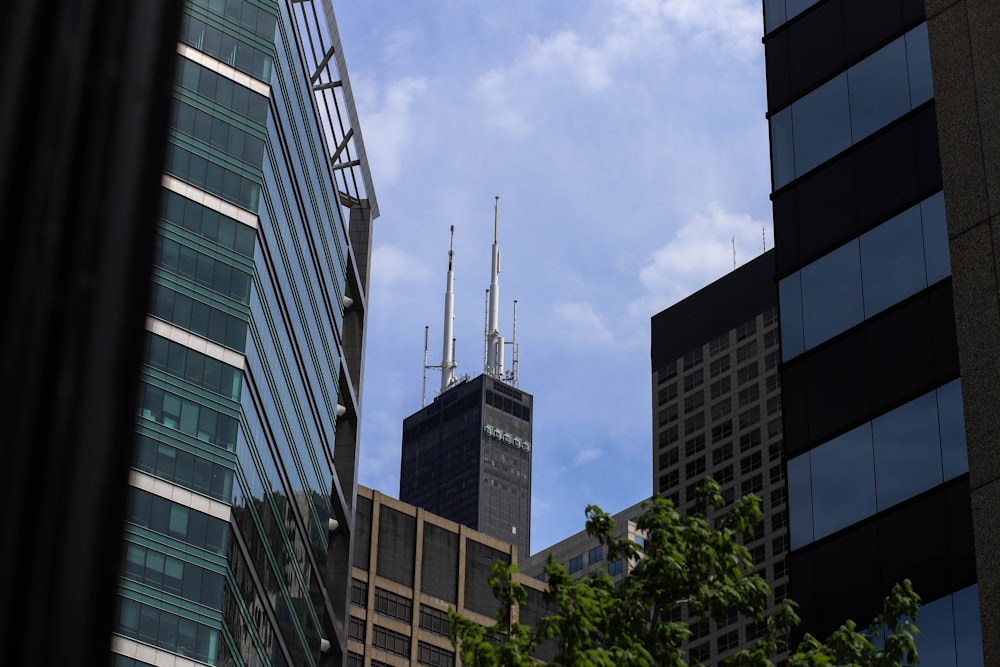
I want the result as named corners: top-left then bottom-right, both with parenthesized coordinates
top-left (112, 1), bottom-right (377, 665)
top-left (764, 0), bottom-right (983, 662)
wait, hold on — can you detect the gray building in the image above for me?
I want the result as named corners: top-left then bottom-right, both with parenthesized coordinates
top-left (111, 1), bottom-right (377, 666)
top-left (650, 250), bottom-right (789, 665)
top-left (400, 375), bottom-right (533, 559)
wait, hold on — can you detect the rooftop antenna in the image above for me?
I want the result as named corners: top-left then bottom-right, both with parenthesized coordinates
top-left (440, 225), bottom-right (457, 391)
top-left (507, 299), bottom-right (519, 385)
top-left (423, 227), bottom-right (460, 404)
top-left (732, 236), bottom-right (736, 269)
top-left (485, 196), bottom-right (505, 379)
top-left (762, 226), bottom-right (766, 252)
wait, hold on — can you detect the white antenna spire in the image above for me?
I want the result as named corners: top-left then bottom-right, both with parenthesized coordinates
top-left (485, 196), bottom-right (504, 378)
top-left (440, 225), bottom-right (457, 391)
top-left (732, 236), bottom-right (736, 269)
top-left (421, 326), bottom-right (429, 407)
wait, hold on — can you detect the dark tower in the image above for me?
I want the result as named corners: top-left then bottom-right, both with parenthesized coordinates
top-left (400, 200), bottom-right (533, 557)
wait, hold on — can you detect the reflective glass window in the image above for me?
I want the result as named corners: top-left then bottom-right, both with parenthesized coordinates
top-left (800, 240), bottom-right (863, 349)
top-left (860, 205), bottom-right (925, 315)
top-left (938, 379), bottom-right (969, 479)
top-left (922, 192), bottom-right (951, 283)
top-left (918, 593), bottom-right (958, 667)
top-left (810, 423), bottom-right (875, 541)
top-left (787, 454), bottom-right (813, 549)
top-left (779, 273), bottom-right (804, 360)
top-left (872, 391), bottom-right (942, 509)
top-left (954, 585), bottom-right (985, 667)
top-left (770, 107), bottom-right (795, 190)
top-left (906, 23), bottom-right (934, 106)
top-left (792, 74), bottom-right (851, 177)
top-left (848, 37), bottom-right (910, 141)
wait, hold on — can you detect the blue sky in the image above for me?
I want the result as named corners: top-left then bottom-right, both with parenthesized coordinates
top-left (333, 0), bottom-right (774, 554)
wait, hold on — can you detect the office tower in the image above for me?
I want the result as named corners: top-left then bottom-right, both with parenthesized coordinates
top-left (112, 1), bottom-right (377, 666)
top-left (399, 204), bottom-right (533, 558)
top-left (763, 0), bottom-right (983, 661)
top-left (347, 486), bottom-right (551, 666)
top-left (649, 250), bottom-right (789, 665)
top-left (520, 499), bottom-right (648, 586)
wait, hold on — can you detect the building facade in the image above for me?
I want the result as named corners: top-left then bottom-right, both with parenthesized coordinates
top-left (764, 0), bottom-right (983, 662)
top-left (112, 1), bottom-right (377, 666)
top-left (348, 487), bottom-right (550, 667)
top-left (650, 250), bottom-right (790, 665)
top-left (399, 375), bottom-right (533, 559)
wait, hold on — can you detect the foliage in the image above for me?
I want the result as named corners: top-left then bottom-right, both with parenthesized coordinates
top-left (449, 478), bottom-right (921, 667)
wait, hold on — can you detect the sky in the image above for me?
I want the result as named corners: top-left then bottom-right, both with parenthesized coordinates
top-left (332, 0), bottom-right (774, 554)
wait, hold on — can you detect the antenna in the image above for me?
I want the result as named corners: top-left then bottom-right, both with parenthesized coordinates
top-left (440, 225), bottom-right (457, 391)
top-left (485, 196), bottom-right (504, 378)
top-left (732, 236), bottom-right (736, 269)
top-left (762, 226), bottom-right (766, 252)
top-left (421, 326), bottom-right (429, 407)
top-left (508, 299), bottom-right (519, 385)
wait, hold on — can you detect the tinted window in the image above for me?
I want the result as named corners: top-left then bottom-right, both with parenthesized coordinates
top-left (810, 422), bottom-right (876, 541)
top-left (800, 240), bottom-right (863, 349)
top-left (848, 37), bottom-right (910, 140)
top-left (792, 73), bottom-right (851, 177)
top-left (872, 391), bottom-right (942, 509)
top-left (860, 205), bottom-right (925, 315)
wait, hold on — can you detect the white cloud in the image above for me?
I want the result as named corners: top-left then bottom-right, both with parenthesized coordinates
top-left (353, 75), bottom-right (428, 185)
top-left (372, 243), bottom-right (431, 288)
top-left (610, 0), bottom-right (762, 60)
top-left (574, 447), bottom-right (604, 465)
top-left (628, 202), bottom-right (770, 318)
top-left (553, 301), bottom-right (615, 346)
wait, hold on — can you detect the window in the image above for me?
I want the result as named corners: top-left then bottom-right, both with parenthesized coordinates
top-left (765, 350), bottom-right (780, 371)
top-left (690, 618), bottom-right (710, 639)
top-left (736, 319), bottom-right (757, 341)
top-left (683, 370), bottom-right (704, 391)
top-left (115, 597), bottom-right (220, 664)
top-left (739, 429), bottom-right (761, 452)
top-left (568, 554), bottom-right (583, 574)
top-left (658, 404), bottom-right (678, 426)
top-left (749, 545), bottom-right (766, 566)
top-left (690, 642), bottom-right (711, 663)
top-left (608, 559), bottom-right (623, 576)
top-left (710, 333), bottom-right (729, 355)
top-left (736, 341), bottom-right (757, 363)
top-left (420, 605), bottom-right (451, 637)
top-left (738, 406), bottom-right (761, 430)
top-left (683, 348), bottom-right (704, 370)
top-left (658, 360), bottom-right (677, 380)
top-left (160, 189), bottom-right (255, 258)
top-left (351, 579), bottom-right (368, 607)
top-left (710, 398), bottom-right (732, 421)
top-left (132, 434), bottom-right (234, 502)
top-left (764, 329), bottom-right (779, 349)
top-left (588, 546), bottom-right (602, 565)
top-left (686, 457), bottom-right (707, 478)
top-left (684, 391), bottom-right (705, 413)
top-left (684, 412), bottom-right (705, 435)
top-left (710, 377), bottom-right (731, 400)
top-left (712, 443), bottom-right (734, 467)
top-left (658, 425), bottom-right (679, 446)
top-left (126, 488), bottom-right (228, 555)
top-left (773, 534), bottom-right (789, 555)
top-left (773, 558), bottom-right (787, 580)
top-left (374, 588), bottom-right (412, 623)
top-left (787, 380), bottom-right (966, 549)
top-left (740, 452), bottom-right (763, 475)
top-left (710, 356), bottom-right (731, 378)
top-left (418, 641), bottom-right (455, 667)
top-left (771, 512), bottom-right (787, 532)
top-left (122, 542), bottom-right (224, 608)
top-left (765, 373), bottom-right (780, 394)
top-left (372, 625), bottom-right (411, 658)
top-left (769, 464), bottom-right (784, 485)
top-left (658, 383), bottom-right (678, 404)
top-left (711, 421), bottom-right (733, 444)
top-left (714, 464), bottom-right (734, 485)
top-left (741, 474), bottom-right (764, 496)
top-left (348, 616), bottom-right (366, 642)
top-left (145, 333), bottom-right (243, 400)
top-left (659, 470), bottom-right (679, 493)
top-left (658, 448), bottom-right (679, 469)
top-left (738, 385), bottom-right (760, 408)
top-left (780, 191), bottom-right (948, 360)
top-left (685, 434), bottom-right (706, 457)
top-left (737, 363), bottom-right (759, 386)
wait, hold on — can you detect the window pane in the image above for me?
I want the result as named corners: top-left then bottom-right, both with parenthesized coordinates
top-left (810, 423), bottom-right (876, 540)
top-left (916, 593), bottom-right (957, 667)
top-left (938, 379), bottom-right (969, 480)
top-left (922, 192), bottom-right (951, 284)
top-left (800, 240), bottom-right (863, 348)
top-left (770, 107), bottom-right (795, 189)
top-left (792, 73), bottom-right (851, 177)
top-left (778, 273), bottom-right (804, 360)
top-left (860, 204), bottom-right (926, 316)
top-left (872, 391), bottom-right (942, 510)
top-left (906, 23), bottom-right (934, 106)
top-left (848, 36), bottom-right (910, 141)
top-left (954, 585), bottom-right (984, 667)
top-left (787, 453), bottom-right (813, 549)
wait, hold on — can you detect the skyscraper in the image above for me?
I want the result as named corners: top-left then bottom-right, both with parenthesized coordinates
top-left (764, 0), bottom-right (983, 660)
top-left (650, 250), bottom-right (789, 665)
top-left (399, 203), bottom-right (533, 558)
top-left (111, 2), bottom-right (377, 666)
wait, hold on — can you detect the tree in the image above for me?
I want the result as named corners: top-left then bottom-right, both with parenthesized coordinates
top-left (450, 478), bottom-right (921, 666)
